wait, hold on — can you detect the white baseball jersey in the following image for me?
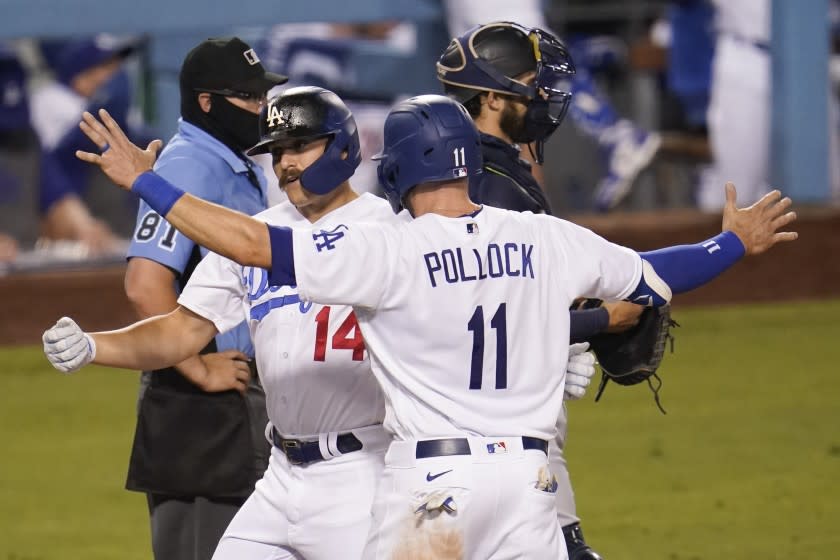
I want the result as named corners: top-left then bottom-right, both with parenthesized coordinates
top-left (442, 0), bottom-right (546, 36)
top-left (179, 193), bottom-right (393, 437)
top-left (712, 0), bottom-right (769, 44)
top-left (291, 206), bottom-right (642, 441)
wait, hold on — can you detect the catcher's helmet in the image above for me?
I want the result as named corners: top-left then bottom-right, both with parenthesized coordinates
top-left (247, 86), bottom-right (361, 195)
top-left (373, 95), bottom-right (481, 213)
top-left (436, 21), bottom-right (575, 162)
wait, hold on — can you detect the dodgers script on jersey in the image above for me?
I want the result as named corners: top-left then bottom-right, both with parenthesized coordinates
top-left (288, 206), bottom-right (643, 441)
top-left (178, 193), bottom-right (393, 437)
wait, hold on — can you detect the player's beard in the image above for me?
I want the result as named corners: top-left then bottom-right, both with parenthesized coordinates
top-left (499, 100), bottom-right (527, 145)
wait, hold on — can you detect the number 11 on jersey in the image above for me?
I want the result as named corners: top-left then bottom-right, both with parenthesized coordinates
top-left (467, 303), bottom-right (507, 390)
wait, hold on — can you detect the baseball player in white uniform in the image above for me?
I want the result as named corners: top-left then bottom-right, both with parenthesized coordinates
top-left (700, 0), bottom-right (840, 209)
top-left (194, 198), bottom-right (392, 560)
top-left (699, 0), bottom-right (773, 210)
top-left (44, 89), bottom-right (599, 559)
top-left (196, 86), bottom-right (397, 560)
top-left (56, 87), bottom-right (393, 560)
top-left (61, 94), bottom-right (796, 559)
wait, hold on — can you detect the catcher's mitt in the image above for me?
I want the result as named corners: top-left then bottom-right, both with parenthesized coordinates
top-left (577, 300), bottom-right (679, 414)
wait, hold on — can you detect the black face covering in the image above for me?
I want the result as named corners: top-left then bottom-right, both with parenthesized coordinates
top-left (180, 88), bottom-right (260, 154)
top-left (207, 94), bottom-right (261, 151)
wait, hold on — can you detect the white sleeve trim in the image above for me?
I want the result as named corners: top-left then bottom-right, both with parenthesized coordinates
top-left (612, 250), bottom-right (645, 301)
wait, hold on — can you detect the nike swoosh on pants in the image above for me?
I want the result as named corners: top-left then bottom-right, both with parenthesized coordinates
top-left (426, 469), bottom-right (453, 482)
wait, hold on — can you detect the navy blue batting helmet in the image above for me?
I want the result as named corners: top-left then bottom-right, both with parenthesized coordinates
top-left (374, 94), bottom-right (482, 213)
top-left (437, 21), bottom-right (574, 103)
top-left (247, 86), bottom-right (360, 195)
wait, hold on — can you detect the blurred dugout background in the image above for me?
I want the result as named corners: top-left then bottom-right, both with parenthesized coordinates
top-left (0, 0), bottom-right (836, 275)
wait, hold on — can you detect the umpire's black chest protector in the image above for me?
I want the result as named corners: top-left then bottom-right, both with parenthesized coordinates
top-left (125, 245), bottom-right (269, 498)
top-left (470, 132), bottom-right (552, 215)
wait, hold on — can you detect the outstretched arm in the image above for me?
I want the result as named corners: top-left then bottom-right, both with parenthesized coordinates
top-left (44, 306), bottom-right (219, 373)
top-left (625, 183), bottom-right (798, 306)
top-left (78, 109), bottom-right (797, 303)
top-left (75, 109), bottom-right (273, 268)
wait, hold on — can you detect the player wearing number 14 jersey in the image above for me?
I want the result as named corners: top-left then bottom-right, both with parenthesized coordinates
top-left (162, 88), bottom-right (395, 559)
top-left (182, 191), bottom-right (394, 560)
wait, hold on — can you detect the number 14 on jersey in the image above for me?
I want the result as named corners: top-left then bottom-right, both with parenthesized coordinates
top-left (313, 306), bottom-right (365, 362)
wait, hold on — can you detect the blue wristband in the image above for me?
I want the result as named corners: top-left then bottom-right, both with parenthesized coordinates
top-left (132, 171), bottom-right (185, 217)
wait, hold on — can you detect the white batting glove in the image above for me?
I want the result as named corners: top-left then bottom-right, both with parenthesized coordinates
top-left (43, 317), bottom-right (96, 374)
top-left (564, 342), bottom-right (596, 401)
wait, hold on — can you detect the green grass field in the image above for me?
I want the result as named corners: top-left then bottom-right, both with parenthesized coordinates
top-left (2, 300), bottom-right (839, 559)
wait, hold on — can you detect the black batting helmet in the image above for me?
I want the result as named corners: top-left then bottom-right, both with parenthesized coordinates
top-left (247, 86), bottom-right (361, 195)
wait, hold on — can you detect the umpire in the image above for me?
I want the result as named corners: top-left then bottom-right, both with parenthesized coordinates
top-left (122, 37), bottom-right (286, 560)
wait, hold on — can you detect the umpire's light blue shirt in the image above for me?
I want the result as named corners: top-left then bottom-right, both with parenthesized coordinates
top-left (127, 119), bottom-right (269, 358)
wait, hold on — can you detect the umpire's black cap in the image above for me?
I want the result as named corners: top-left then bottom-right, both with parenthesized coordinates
top-left (180, 37), bottom-right (287, 96)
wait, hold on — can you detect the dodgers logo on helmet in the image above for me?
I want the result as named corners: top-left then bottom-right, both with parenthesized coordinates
top-left (265, 103), bottom-right (289, 129)
top-left (373, 95), bottom-right (482, 213)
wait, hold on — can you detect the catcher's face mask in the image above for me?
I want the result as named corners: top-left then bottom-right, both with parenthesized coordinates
top-left (517, 28), bottom-right (575, 161)
top-left (436, 22), bottom-right (575, 162)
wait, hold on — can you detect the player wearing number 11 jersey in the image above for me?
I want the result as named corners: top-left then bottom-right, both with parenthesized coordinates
top-left (45, 87), bottom-right (601, 560)
top-left (185, 89), bottom-right (588, 559)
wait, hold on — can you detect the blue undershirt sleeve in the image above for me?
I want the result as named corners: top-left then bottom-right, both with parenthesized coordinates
top-left (266, 225), bottom-right (296, 287)
top-left (569, 308), bottom-right (610, 343)
top-left (637, 231), bottom-right (746, 296)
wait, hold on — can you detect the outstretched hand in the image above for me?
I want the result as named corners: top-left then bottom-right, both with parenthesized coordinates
top-left (722, 182), bottom-right (798, 255)
top-left (75, 109), bottom-right (163, 190)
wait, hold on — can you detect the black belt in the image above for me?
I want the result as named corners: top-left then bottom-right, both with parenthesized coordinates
top-left (415, 437), bottom-right (548, 459)
top-left (271, 428), bottom-right (363, 466)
